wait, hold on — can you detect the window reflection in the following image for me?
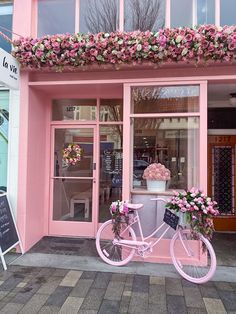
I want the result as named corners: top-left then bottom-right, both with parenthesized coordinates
top-left (197, 0), bottom-right (215, 25)
top-left (131, 86), bottom-right (199, 114)
top-left (99, 125), bottom-right (123, 222)
top-left (0, 2), bottom-right (13, 53)
top-left (80, 0), bottom-right (119, 33)
top-left (124, 0), bottom-right (165, 32)
top-left (220, 0), bottom-right (236, 26)
top-left (38, 0), bottom-right (75, 37)
top-left (52, 99), bottom-right (97, 121)
top-left (171, 0), bottom-right (192, 28)
top-left (100, 99), bottom-right (123, 122)
top-left (133, 117), bottom-right (199, 190)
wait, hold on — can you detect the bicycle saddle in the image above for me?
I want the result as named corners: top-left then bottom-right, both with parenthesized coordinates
top-left (127, 203), bottom-right (143, 210)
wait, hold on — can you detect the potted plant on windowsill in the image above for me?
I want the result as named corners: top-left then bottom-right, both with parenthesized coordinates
top-left (142, 163), bottom-right (171, 192)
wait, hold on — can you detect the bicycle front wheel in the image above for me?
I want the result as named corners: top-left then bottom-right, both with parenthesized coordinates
top-left (170, 229), bottom-right (216, 284)
top-left (96, 219), bottom-right (136, 266)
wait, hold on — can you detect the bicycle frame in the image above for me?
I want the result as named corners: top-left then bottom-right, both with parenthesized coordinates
top-left (117, 198), bottom-right (174, 252)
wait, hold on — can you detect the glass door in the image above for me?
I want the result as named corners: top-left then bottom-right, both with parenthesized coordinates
top-left (49, 125), bottom-right (97, 237)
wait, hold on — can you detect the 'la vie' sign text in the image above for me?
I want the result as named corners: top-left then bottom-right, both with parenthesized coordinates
top-left (0, 48), bottom-right (19, 90)
top-left (2, 56), bottom-right (18, 74)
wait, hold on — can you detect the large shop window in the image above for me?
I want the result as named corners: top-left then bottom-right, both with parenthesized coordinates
top-left (0, 90), bottom-right (9, 193)
top-left (131, 85), bottom-right (200, 191)
top-left (38, 0), bottom-right (75, 37)
top-left (124, 0), bottom-right (165, 32)
top-left (0, 2), bottom-right (13, 53)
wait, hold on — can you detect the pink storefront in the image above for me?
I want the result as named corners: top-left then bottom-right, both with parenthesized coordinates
top-left (12, 0), bottom-right (236, 260)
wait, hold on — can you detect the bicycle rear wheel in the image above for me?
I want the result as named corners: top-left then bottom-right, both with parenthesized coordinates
top-left (96, 219), bottom-right (136, 266)
top-left (170, 229), bottom-right (216, 284)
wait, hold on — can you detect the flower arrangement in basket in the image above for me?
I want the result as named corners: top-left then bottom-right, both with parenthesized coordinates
top-left (62, 144), bottom-right (82, 166)
top-left (110, 200), bottom-right (129, 238)
top-left (165, 187), bottom-right (219, 241)
top-left (142, 163), bottom-right (171, 181)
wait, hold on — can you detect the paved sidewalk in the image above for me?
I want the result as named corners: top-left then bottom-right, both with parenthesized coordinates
top-left (0, 265), bottom-right (235, 313)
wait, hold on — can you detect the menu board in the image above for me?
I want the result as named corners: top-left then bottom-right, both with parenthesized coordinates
top-left (0, 195), bottom-right (19, 253)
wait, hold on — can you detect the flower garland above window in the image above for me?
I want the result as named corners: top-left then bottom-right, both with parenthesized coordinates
top-left (62, 143), bottom-right (82, 166)
top-left (12, 25), bottom-right (236, 70)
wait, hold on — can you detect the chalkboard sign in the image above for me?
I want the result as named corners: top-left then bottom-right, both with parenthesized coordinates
top-left (0, 194), bottom-right (19, 253)
top-left (163, 209), bottom-right (179, 230)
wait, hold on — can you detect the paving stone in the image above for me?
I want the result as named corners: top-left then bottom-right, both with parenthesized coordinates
top-left (17, 282), bottom-right (27, 288)
top-left (125, 274), bottom-right (134, 288)
top-left (37, 276), bottom-right (62, 295)
top-left (0, 275), bottom-right (22, 291)
top-left (166, 277), bottom-right (184, 296)
top-left (0, 291), bottom-right (8, 301)
top-left (217, 290), bottom-right (236, 311)
top-left (18, 293), bottom-right (49, 314)
top-left (80, 271), bottom-right (97, 280)
top-left (132, 275), bottom-right (149, 293)
top-left (119, 295), bottom-right (130, 313)
top-left (92, 272), bottom-right (112, 289)
top-left (98, 299), bottom-right (120, 314)
top-left (187, 307), bottom-right (207, 314)
top-left (45, 286), bottom-right (72, 307)
top-left (10, 290), bottom-right (35, 304)
top-left (167, 295), bottom-right (187, 314)
top-left (183, 286), bottom-right (205, 308)
top-left (70, 279), bottom-right (93, 298)
top-left (149, 284), bottom-right (167, 312)
top-left (0, 280), bottom-right (4, 286)
top-left (0, 302), bottom-right (24, 313)
top-left (59, 270), bottom-right (82, 287)
top-left (203, 298), bottom-right (227, 314)
top-left (58, 296), bottom-right (84, 313)
top-left (128, 292), bottom-right (149, 314)
top-left (122, 290), bottom-right (132, 297)
top-left (199, 285), bottom-right (219, 298)
top-left (149, 276), bottom-right (165, 285)
top-left (214, 281), bottom-right (234, 291)
top-left (104, 281), bottom-right (125, 300)
top-left (182, 279), bottom-right (199, 288)
top-left (38, 305), bottom-right (60, 313)
top-left (80, 288), bottom-right (106, 310)
top-left (231, 282), bottom-right (236, 291)
top-left (52, 269), bottom-right (69, 277)
top-left (111, 273), bottom-right (127, 282)
top-left (148, 303), bottom-right (167, 314)
top-left (78, 310), bottom-right (98, 314)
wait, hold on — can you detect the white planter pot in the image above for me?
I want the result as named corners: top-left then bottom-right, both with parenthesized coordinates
top-left (146, 180), bottom-right (166, 192)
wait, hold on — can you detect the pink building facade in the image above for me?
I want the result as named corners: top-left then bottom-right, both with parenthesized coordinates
top-left (12, 0), bottom-right (236, 258)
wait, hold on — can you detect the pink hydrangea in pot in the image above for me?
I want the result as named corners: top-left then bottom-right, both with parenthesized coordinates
top-left (142, 163), bottom-right (171, 192)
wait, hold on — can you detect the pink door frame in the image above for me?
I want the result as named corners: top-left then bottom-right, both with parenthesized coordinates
top-left (49, 124), bottom-right (98, 238)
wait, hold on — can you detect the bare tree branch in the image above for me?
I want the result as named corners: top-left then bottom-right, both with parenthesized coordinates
top-left (85, 0), bottom-right (119, 33)
top-left (84, 0), bottom-right (165, 34)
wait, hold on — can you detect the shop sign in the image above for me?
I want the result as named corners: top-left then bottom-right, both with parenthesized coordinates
top-left (0, 48), bottom-right (19, 90)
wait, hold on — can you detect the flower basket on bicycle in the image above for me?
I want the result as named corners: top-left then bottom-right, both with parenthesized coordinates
top-left (165, 187), bottom-right (219, 241)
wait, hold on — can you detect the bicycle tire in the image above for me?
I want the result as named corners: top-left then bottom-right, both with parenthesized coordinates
top-left (96, 219), bottom-right (136, 266)
top-left (170, 229), bottom-right (216, 284)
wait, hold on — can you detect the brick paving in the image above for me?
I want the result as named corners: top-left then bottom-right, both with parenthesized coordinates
top-left (0, 266), bottom-right (235, 313)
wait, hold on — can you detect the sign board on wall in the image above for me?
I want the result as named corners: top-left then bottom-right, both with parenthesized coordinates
top-left (0, 48), bottom-right (19, 90)
top-left (0, 194), bottom-right (23, 270)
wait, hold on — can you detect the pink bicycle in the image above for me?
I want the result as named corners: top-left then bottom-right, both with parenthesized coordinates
top-left (96, 198), bottom-right (217, 284)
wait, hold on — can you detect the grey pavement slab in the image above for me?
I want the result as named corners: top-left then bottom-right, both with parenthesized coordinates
top-left (10, 252), bottom-right (236, 282)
